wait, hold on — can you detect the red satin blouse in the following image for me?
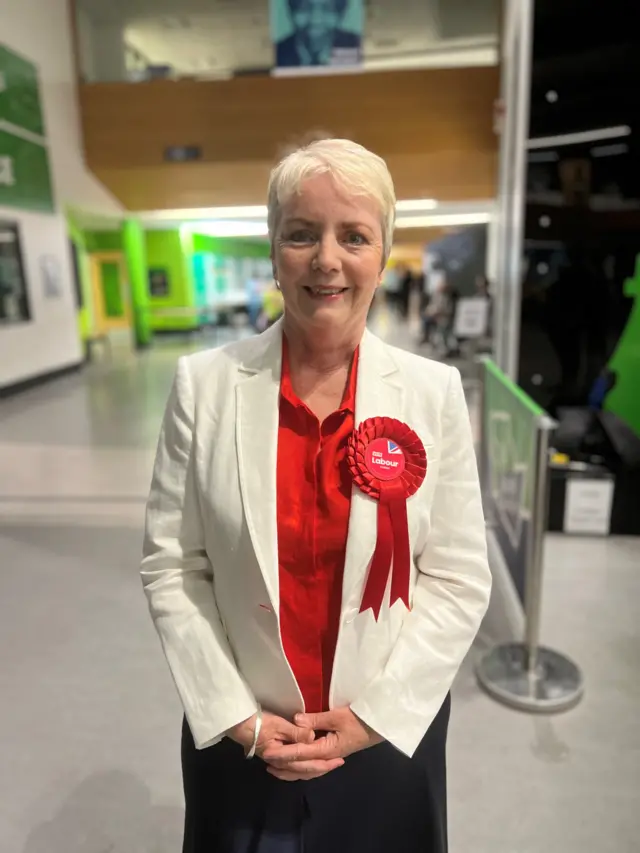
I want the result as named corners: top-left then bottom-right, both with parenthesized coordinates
top-left (276, 339), bottom-right (359, 714)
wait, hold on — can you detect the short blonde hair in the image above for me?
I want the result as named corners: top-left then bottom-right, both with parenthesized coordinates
top-left (267, 138), bottom-right (396, 263)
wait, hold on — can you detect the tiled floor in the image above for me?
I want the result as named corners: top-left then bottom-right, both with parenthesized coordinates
top-left (1, 318), bottom-right (639, 852)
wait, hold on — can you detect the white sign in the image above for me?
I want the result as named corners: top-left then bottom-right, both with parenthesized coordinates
top-left (453, 296), bottom-right (490, 338)
top-left (564, 477), bottom-right (614, 535)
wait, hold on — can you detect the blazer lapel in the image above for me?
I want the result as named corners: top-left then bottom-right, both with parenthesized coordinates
top-left (235, 322), bottom-right (284, 611)
top-left (341, 330), bottom-right (406, 615)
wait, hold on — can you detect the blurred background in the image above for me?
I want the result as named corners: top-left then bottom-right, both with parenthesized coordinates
top-left (1, 0), bottom-right (638, 851)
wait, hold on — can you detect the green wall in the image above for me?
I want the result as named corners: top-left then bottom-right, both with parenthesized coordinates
top-left (101, 261), bottom-right (124, 317)
top-left (143, 230), bottom-right (269, 332)
top-left (145, 230), bottom-right (197, 331)
top-left (89, 231), bottom-right (123, 252)
top-left (67, 217), bottom-right (94, 342)
top-left (64, 221), bottom-right (271, 342)
top-left (123, 219), bottom-right (151, 347)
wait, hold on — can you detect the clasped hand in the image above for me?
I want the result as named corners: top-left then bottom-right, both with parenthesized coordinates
top-left (228, 707), bottom-right (382, 782)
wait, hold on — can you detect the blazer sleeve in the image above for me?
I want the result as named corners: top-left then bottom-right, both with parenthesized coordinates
top-left (350, 366), bottom-right (492, 757)
top-left (141, 357), bottom-right (258, 749)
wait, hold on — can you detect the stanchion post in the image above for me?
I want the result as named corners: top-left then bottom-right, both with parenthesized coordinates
top-left (523, 417), bottom-right (553, 673)
top-left (476, 357), bottom-right (492, 526)
top-left (476, 399), bottom-right (584, 712)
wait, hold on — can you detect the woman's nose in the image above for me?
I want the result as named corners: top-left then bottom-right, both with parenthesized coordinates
top-left (314, 235), bottom-right (342, 273)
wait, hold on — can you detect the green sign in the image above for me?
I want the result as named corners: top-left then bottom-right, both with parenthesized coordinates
top-left (0, 45), bottom-right (45, 136)
top-left (0, 130), bottom-right (54, 213)
top-left (606, 254), bottom-right (640, 437)
top-left (0, 44), bottom-right (53, 213)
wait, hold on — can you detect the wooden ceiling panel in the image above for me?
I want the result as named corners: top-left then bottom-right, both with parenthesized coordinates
top-left (95, 148), bottom-right (497, 210)
top-left (81, 66), bottom-right (499, 209)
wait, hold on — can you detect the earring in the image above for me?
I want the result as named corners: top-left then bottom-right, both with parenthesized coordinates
top-left (275, 281), bottom-right (281, 290)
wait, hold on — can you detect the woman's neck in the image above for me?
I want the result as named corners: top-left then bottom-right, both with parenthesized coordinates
top-left (283, 319), bottom-right (362, 375)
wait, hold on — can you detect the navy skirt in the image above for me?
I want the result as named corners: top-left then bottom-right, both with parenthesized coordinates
top-left (181, 694), bottom-right (450, 853)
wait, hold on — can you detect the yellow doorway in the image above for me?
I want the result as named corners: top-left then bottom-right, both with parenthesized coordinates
top-left (90, 252), bottom-right (132, 338)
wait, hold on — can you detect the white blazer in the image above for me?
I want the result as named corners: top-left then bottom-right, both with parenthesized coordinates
top-left (141, 321), bottom-right (491, 758)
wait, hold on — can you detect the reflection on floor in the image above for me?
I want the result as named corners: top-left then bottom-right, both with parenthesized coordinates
top-left (1, 313), bottom-right (639, 853)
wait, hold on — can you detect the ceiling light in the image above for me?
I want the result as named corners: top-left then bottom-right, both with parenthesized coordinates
top-left (395, 199), bottom-right (438, 212)
top-left (139, 205), bottom-right (268, 221)
top-left (211, 205), bottom-right (269, 219)
top-left (183, 221), bottom-right (269, 238)
top-left (528, 126), bottom-right (631, 150)
top-left (395, 213), bottom-right (491, 229)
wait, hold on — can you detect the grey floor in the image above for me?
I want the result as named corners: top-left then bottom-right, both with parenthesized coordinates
top-left (1, 317), bottom-right (639, 853)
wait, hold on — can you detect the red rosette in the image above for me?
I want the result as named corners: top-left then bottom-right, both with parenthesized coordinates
top-left (347, 418), bottom-right (427, 620)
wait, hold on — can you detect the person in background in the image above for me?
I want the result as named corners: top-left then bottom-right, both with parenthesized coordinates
top-left (474, 273), bottom-right (493, 342)
top-left (257, 280), bottom-right (285, 331)
top-left (382, 263), bottom-right (403, 313)
top-left (422, 275), bottom-right (458, 352)
top-left (398, 265), bottom-right (414, 319)
top-left (141, 138), bottom-right (491, 853)
top-left (475, 274), bottom-right (490, 299)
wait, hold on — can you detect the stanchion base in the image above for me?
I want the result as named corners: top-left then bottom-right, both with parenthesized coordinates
top-left (476, 643), bottom-right (584, 713)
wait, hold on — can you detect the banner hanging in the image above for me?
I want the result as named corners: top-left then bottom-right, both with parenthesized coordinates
top-left (270, 0), bottom-right (363, 75)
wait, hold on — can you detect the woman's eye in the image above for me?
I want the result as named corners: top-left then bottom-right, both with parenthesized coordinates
top-left (345, 232), bottom-right (367, 246)
top-left (288, 230), bottom-right (315, 243)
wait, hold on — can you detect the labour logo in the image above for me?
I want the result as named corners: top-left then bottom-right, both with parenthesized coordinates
top-left (364, 437), bottom-right (406, 481)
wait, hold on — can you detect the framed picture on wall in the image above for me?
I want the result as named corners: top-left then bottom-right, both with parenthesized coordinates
top-left (40, 253), bottom-right (63, 299)
top-left (148, 267), bottom-right (170, 297)
top-left (0, 220), bottom-right (31, 324)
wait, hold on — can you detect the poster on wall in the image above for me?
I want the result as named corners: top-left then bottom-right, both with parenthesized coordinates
top-left (39, 254), bottom-right (62, 299)
top-left (453, 297), bottom-right (490, 338)
top-left (270, 0), bottom-right (363, 74)
top-left (148, 268), bottom-right (170, 297)
top-left (0, 220), bottom-right (30, 323)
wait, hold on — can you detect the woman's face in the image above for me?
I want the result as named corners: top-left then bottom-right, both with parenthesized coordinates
top-left (272, 173), bottom-right (385, 340)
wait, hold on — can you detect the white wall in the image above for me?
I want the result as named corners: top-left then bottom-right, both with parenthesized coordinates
top-left (0, 0), bottom-right (122, 389)
top-left (0, 211), bottom-right (82, 386)
top-left (92, 24), bottom-right (127, 83)
top-left (76, 5), bottom-right (97, 84)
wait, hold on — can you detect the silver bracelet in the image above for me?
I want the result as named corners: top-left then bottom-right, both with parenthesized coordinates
top-left (245, 706), bottom-right (263, 760)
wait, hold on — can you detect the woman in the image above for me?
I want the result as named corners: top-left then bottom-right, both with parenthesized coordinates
top-left (141, 138), bottom-right (491, 853)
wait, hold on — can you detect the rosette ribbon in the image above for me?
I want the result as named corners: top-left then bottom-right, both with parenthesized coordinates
top-left (346, 417), bottom-right (427, 620)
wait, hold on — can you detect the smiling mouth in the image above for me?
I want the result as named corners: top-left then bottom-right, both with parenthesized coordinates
top-left (304, 286), bottom-right (348, 298)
